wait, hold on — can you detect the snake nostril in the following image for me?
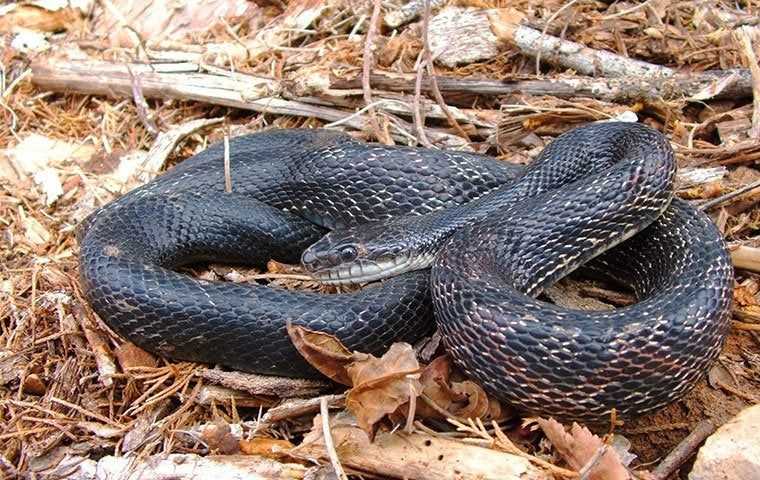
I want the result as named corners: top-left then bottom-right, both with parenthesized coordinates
top-left (302, 249), bottom-right (316, 266)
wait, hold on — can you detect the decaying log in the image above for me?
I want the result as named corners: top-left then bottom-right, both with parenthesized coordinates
top-left (30, 57), bottom-right (472, 148)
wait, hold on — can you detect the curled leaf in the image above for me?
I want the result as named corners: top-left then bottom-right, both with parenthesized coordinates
top-left (346, 343), bottom-right (422, 436)
top-left (414, 355), bottom-right (506, 421)
top-left (286, 323), bottom-right (352, 385)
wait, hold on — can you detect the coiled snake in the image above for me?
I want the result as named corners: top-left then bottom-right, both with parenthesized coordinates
top-left (78, 122), bottom-right (733, 422)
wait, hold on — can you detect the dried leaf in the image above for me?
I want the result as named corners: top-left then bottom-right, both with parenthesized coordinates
top-left (538, 418), bottom-right (629, 480)
top-left (22, 373), bottom-right (47, 395)
top-left (114, 342), bottom-right (158, 370)
top-left (450, 381), bottom-right (490, 419)
top-left (3, 133), bottom-right (96, 205)
top-left (19, 207), bottom-right (51, 246)
top-left (286, 324), bottom-right (353, 385)
top-left (239, 437), bottom-right (294, 460)
top-left (413, 356), bottom-right (505, 421)
top-left (0, 4), bottom-right (82, 32)
top-left (415, 355), bottom-right (455, 418)
top-left (345, 343), bottom-right (422, 435)
top-left (734, 283), bottom-right (759, 307)
top-left (91, 0), bottom-right (256, 48)
top-left (201, 422), bottom-right (240, 455)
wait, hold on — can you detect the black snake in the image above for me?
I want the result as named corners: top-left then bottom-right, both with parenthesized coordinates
top-left (78, 122), bottom-right (733, 422)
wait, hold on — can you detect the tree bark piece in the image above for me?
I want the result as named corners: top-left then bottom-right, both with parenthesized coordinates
top-left (196, 369), bottom-right (330, 398)
top-left (330, 70), bottom-right (754, 103)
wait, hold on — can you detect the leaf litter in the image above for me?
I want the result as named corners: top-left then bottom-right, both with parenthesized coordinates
top-left (1, 0), bottom-right (760, 478)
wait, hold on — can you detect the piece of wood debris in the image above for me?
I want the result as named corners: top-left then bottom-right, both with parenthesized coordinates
top-left (60, 453), bottom-right (308, 480)
top-left (192, 385), bottom-right (278, 408)
top-left (137, 117), bottom-right (224, 184)
top-left (258, 395), bottom-right (346, 431)
top-left (676, 167), bottom-right (728, 189)
top-left (331, 69), bottom-right (755, 103)
top-left (428, 7), bottom-right (503, 67)
top-left (384, 0), bottom-right (447, 28)
top-left (73, 302), bottom-right (116, 387)
top-left (29, 57), bottom-right (468, 148)
top-left (196, 368), bottom-right (330, 398)
top-left (293, 412), bottom-right (549, 480)
top-left (729, 245), bottom-right (760, 274)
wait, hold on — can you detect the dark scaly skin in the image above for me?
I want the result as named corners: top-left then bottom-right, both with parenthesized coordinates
top-left (431, 124), bottom-right (733, 421)
top-left (78, 128), bottom-right (522, 377)
top-left (78, 123), bottom-right (733, 421)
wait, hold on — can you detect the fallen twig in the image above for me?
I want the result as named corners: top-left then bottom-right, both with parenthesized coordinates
top-left (320, 397), bottom-right (348, 480)
top-left (331, 69), bottom-right (755, 103)
top-left (362, 0), bottom-right (390, 144)
top-left (650, 420), bottom-right (715, 480)
top-left (699, 178), bottom-right (760, 211)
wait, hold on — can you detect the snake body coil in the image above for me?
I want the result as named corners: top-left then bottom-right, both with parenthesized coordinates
top-left (79, 123), bottom-right (733, 422)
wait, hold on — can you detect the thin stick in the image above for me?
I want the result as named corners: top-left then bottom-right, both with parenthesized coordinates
top-left (578, 445), bottom-right (608, 479)
top-left (323, 99), bottom-right (399, 129)
top-left (535, 0), bottom-right (580, 75)
top-left (421, 0), bottom-right (470, 141)
top-left (405, 381), bottom-right (417, 434)
top-left (733, 320), bottom-right (760, 331)
top-left (49, 397), bottom-right (123, 428)
top-left (362, 0), bottom-right (389, 144)
top-left (698, 178), bottom-right (760, 211)
top-left (320, 397), bottom-right (349, 480)
top-left (223, 134), bottom-right (232, 193)
top-left (413, 55), bottom-right (433, 147)
top-left (650, 420), bottom-right (715, 480)
top-left (601, 0), bottom-right (655, 20)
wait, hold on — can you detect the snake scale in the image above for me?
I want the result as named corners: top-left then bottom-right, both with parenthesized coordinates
top-left (78, 122), bottom-right (733, 422)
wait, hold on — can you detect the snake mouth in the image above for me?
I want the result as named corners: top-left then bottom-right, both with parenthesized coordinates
top-left (309, 254), bottom-right (433, 285)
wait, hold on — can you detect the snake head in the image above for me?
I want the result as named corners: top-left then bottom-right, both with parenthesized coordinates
top-left (301, 219), bottom-right (434, 284)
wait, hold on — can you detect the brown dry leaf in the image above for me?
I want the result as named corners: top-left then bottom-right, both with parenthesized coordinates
top-left (239, 437), bottom-right (294, 460)
top-left (19, 207), bottom-right (51, 247)
top-left (286, 324), bottom-right (353, 385)
top-left (450, 380), bottom-right (491, 419)
top-left (734, 283), bottom-right (759, 307)
top-left (415, 355), bottom-right (455, 419)
top-left (538, 418), bottom-right (629, 480)
top-left (345, 343), bottom-right (422, 435)
top-left (201, 422), bottom-right (240, 455)
top-left (22, 374), bottom-right (47, 396)
top-left (0, 4), bottom-right (82, 32)
top-left (114, 342), bottom-right (158, 370)
top-left (412, 356), bottom-right (504, 421)
top-left (298, 410), bottom-right (372, 458)
top-left (91, 0), bottom-right (256, 48)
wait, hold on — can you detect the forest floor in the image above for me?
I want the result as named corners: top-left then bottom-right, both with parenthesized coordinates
top-left (1, 1), bottom-right (760, 479)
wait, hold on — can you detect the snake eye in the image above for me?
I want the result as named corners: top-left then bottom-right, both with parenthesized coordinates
top-left (338, 245), bottom-right (358, 262)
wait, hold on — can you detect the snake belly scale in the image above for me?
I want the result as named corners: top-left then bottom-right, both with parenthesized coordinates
top-left (78, 123), bottom-right (733, 422)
